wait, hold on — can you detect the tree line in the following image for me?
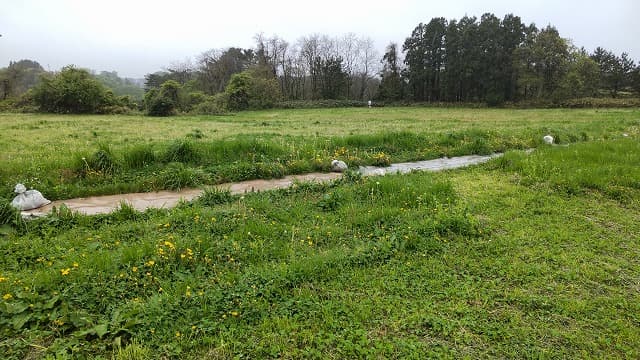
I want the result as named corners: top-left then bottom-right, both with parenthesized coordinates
top-left (384, 14), bottom-right (640, 104)
top-left (1, 12), bottom-right (639, 114)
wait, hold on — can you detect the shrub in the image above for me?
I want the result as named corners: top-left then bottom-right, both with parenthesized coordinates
top-left (193, 93), bottom-right (228, 115)
top-left (31, 66), bottom-right (114, 114)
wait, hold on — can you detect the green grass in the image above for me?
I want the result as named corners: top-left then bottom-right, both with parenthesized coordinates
top-left (1, 137), bottom-right (639, 358)
top-left (1, 107), bottom-right (639, 199)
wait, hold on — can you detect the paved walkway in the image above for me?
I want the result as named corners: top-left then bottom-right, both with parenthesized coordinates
top-left (21, 153), bottom-right (501, 217)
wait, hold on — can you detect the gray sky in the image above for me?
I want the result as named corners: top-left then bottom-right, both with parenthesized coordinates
top-left (1, 0), bottom-right (638, 78)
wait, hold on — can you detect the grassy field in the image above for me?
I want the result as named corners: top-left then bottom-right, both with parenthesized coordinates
top-left (1, 108), bottom-right (640, 358)
top-left (1, 108), bottom-right (638, 200)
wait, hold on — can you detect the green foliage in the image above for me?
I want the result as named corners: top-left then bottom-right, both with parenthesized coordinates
top-left (0, 196), bottom-right (21, 228)
top-left (161, 140), bottom-right (200, 164)
top-left (144, 80), bottom-right (186, 116)
top-left (0, 108), bottom-right (637, 200)
top-left (94, 71), bottom-right (144, 101)
top-left (494, 139), bottom-right (640, 201)
top-left (31, 66), bottom-right (116, 114)
top-left (75, 144), bottom-right (119, 176)
top-left (197, 187), bottom-right (234, 206)
top-left (159, 162), bottom-right (207, 190)
top-left (0, 59), bottom-right (45, 100)
top-left (192, 93), bottom-right (229, 115)
top-left (224, 69), bottom-right (281, 111)
top-left (225, 72), bottom-right (252, 111)
top-left (123, 145), bottom-right (156, 169)
top-left (2, 137), bottom-right (640, 357)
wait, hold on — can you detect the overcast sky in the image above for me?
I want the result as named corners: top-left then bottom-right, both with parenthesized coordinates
top-left (1, 0), bottom-right (638, 78)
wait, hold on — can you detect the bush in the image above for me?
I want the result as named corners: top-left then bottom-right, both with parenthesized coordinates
top-left (193, 93), bottom-right (229, 115)
top-left (276, 100), bottom-right (368, 109)
top-left (31, 66), bottom-right (115, 114)
top-left (145, 80), bottom-right (182, 116)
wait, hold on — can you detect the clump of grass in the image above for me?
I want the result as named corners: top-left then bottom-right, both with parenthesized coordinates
top-left (75, 144), bottom-right (119, 176)
top-left (372, 152), bottom-right (391, 167)
top-left (198, 187), bottom-right (234, 206)
top-left (112, 201), bottom-right (139, 222)
top-left (162, 140), bottom-right (200, 164)
top-left (186, 128), bottom-right (205, 139)
top-left (160, 162), bottom-right (207, 190)
top-left (0, 196), bottom-right (22, 228)
top-left (123, 145), bottom-right (156, 169)
top-left (113, 339), bottom-right (151, 360)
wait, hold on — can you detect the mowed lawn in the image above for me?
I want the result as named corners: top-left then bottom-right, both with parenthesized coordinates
top-left (0, 108), bottom-right (639, 358)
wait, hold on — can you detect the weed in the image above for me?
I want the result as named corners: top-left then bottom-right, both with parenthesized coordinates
top-left (198, 187), bottom-right (235, 206)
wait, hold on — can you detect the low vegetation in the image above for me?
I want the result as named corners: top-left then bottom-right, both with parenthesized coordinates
top-left (1, 108), bottom-right (638, 200)
top-left (1, 137), bottom-right (639, 358)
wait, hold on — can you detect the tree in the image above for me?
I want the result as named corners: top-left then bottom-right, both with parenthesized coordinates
top-left (533, 26), bottom-right (569, 98)
top-left (378, 43), bottom-right (403, 101)
top-left (0, 60), bottom-right (46, 100)
top-left (313, 56), bottom-right (348, 99)
top-left (95, 71), bottom-right (144, 100)
top-left (403, 18), bottom-right (447, 101)
top-left (557, 52), bottom-right (600, 98)
top-left (498, 14), bottom-right (526, 101)
top-left (145, 80), bottom-right (183, 116)
top-left (196, 47), bottom-right (254, 95)
top-left (32, 65), bottom-right (114, 113)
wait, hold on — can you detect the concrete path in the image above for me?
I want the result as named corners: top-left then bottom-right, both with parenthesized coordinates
top-left (21, 153), bottom-right (501, 217)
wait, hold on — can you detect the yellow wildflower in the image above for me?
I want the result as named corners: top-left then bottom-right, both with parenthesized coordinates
top-left (53, 319), bottom-right (65, 326)
top-left (0, 276), bottom-right (8, 283)
top-left (3, 293), bottom-right (12, 300)
top-left (145, 260), bottom-right (155, 267)
top-left (72, 262), bottom-right (79, 268)
top-left (230, 311), bottom-right (239, 317)
top-left (60, 268), bottom-right (71, 276)
top-left (132, 266), bottom-right (138, 272)
top-left (175, 331), bottom-right (181, 337)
